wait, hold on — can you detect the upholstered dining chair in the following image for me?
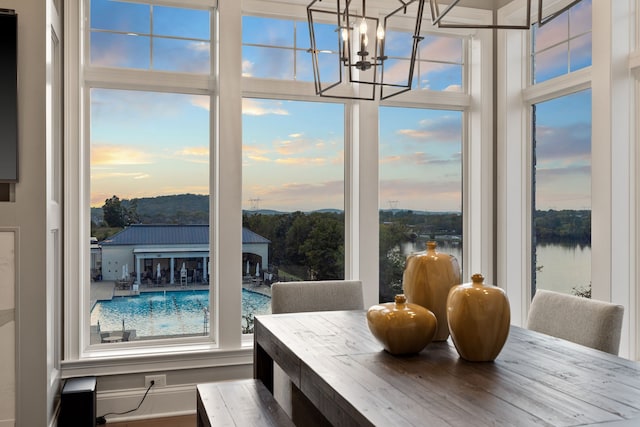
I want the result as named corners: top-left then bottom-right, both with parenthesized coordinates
top-left (270, 280), bottom-right (364, 420)
top-left (526, 289), bottom-right (624, 355)
top-left (271, 279), bottom-right (364, 314)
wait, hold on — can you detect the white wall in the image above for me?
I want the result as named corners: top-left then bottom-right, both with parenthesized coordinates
top-left (101, 246), bottom-right (136, 281)
top-left (0, 231), bottom-right (15, 426)
top-left (0, 1), bottom-right (56, 426)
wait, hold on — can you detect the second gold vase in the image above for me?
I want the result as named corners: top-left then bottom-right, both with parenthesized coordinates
top-left (402, 241), bottom-right (461, 341)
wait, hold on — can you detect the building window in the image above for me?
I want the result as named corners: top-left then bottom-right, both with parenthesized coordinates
top-left (414, 35), bottom-right (464, 92)
top-left (90, 0), bottom-right (211, 73)
top-left (241, 98), bottom-right (345, 332)
top-left (529, 1), bottom-right (592, 297)
top-left (67, 1), bottom-right (483, 365)
top-left (241, 14), bottom-right (465, 93)
top-left (379, 107), bottom-right (463, 302)
top-left (531, 0), bottom-right (592, 84)
top-left (532, 90), bottom-right (592, 296)
top-left (85, 1), bottom-right (213, 346)
top-left (242, 16), bottom-right (314, 81)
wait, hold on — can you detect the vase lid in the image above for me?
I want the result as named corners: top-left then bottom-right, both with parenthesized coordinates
top-left (395, 294), bottom-right (407, 304)
top-left (471, 273), bottom-right (484, 284)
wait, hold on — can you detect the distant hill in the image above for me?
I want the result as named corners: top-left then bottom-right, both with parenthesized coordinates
top-left (243, 208), bottom-right (344, 216)
top-left (92, 194), bottom-right (343, 225)
top-left (91, 195), bottom-right (465, 225)
top-left (130, 194), bottom-right (209, 217)
top-left (92, 194), bottom-right (210, 225)
top-left (243, 209), bottom-right (287, 216)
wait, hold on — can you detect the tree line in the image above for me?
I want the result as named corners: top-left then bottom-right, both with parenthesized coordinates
top-left (534, 209), bottom-right (591, 243)
top-left (93, 194), bottom-right (590, 299)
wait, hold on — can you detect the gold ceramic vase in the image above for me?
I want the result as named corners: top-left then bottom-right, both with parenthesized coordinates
top-left (402, 241), bottom-right (461, 341)
top-left (366, 294), bottom-right (437, 356)
top-left (446, 274), bottom-right (510, 362)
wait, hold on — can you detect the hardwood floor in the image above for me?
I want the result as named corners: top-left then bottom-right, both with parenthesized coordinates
top-left (106, 414), bottom-right (196, 426)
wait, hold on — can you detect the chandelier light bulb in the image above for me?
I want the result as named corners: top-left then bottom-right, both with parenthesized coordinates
top-left (359, 17), bottom-right (368, 35)
top-left (376, 23), bottom-right (385, 40)
top-left (341, 27), bottom-right (349, 41)
top-left (358, 17), bottom-right (369, 52)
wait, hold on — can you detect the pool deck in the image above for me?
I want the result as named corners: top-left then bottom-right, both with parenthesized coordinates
top-left (90, 278), bottom-right (272, 306)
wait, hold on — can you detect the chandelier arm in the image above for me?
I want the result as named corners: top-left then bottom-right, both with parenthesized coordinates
top-left (430, 0), bottom-right (461, 26)
top-left (404, 0), bottom-right (426, 89)
top-left (538, 0), bottom-right (582, 27)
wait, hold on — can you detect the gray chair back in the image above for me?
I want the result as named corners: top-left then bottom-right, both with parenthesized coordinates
top-left (526, 289), bottom-right (624, 355)
top-left (271, 280), bottom-right (364, 314)
top-left (269, 280), bottom-right (364, 419)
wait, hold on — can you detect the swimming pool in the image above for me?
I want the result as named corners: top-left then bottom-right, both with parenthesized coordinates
top-left (91, 289), bottom-right (271, 338)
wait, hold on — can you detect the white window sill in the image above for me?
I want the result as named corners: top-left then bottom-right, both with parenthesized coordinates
top-left (61, 343), bottom-right (254, 378)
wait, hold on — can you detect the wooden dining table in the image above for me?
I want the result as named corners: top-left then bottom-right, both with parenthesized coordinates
top-left (254, 310), bottom-right (640, 427)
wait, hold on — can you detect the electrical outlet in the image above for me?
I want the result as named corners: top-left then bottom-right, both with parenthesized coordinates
top-left (145, 374), bottom-right (166, 388)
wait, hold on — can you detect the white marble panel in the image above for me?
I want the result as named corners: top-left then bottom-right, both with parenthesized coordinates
top-left (0, 231), bottom-right (15, 425)
top-left (0, 231), bottom-right (15, 311)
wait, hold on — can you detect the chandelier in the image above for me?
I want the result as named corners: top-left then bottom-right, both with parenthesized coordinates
top-left (429, 0), bottom-right (583, 29)
top-left (307, 0), bottom-right (426, 100)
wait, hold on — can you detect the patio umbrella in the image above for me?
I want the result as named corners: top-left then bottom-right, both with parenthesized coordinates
top-left (121, 264), bottom-right (127, 280)
top-left (246, 260), bottom-right (250, 275)
top-left (156, 263), bottom-right (161, 279)
top-left (255, 262), bottom-right (260, 277)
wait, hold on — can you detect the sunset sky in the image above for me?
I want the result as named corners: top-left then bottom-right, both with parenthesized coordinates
top-left (90, 0), bottom-right (591, 212)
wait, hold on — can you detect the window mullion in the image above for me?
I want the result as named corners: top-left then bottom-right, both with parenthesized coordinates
top-left (84, 68), bottom-right (211, 93)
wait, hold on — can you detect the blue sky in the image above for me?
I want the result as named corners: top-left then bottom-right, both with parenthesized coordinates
top-left (534, 90), bottom-right (591, 210)
top-left (90, 0), bottom-right (592, 212)
top-left (379, 107), bottom-right (462, 212)
top-left (242, 99), bottom-right (345, 212)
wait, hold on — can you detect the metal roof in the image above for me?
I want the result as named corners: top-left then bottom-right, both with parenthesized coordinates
top-left (100, 224), bottom-right (270, 246)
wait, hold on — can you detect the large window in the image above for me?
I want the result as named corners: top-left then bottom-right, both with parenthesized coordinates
top-left (242, 14), bottom-right (464, 93)
top-left (85, 1), bottom-right (213, 346)
top-left (530, 1), bottom-right (592, 297)
top-left (531, 0), bottom-right (592, 84)
top-left (241, 99), bottom-right (345, 332)
top-left (379, 107), bottom-right (463, 302)
top-left (90, 0), bottom-right (211, 73)
top-left (532, 90), bottom-right (592, 296)
top-left (66, 1), bottom-right (483, 367)
top-left (90, 89), bottom-right (210, 341)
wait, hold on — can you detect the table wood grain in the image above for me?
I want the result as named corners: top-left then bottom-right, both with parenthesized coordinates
top-left (254, 310), bottom-right (640, 427)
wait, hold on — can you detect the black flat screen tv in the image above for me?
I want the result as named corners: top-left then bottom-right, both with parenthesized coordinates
top-left (0, 10), bottom-right (17, 183)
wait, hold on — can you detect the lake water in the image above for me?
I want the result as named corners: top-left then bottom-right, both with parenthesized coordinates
top-left (401, 241), bottom-right (590, 295)
top-left (534, 243), bottom-right (591, 294)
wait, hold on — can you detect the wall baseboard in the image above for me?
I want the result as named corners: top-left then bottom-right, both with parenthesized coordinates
top-left (0, 420), bottom-right (15, 427)
top-left (97, 384), bottom-right (197, 423)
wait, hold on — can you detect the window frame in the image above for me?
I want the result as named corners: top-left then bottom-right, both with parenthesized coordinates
top-left (497, 0), bottom-right (594, 329)
top-left (498, 0), bottom-right (639, 359)
top-left (62, 0), bottom-right (494, 374)
top-left (63, 0), bottom-right (249, 374)
top-left (239, 95), bottom-right (349, 341)
top-left (83, 5), bottom-right (217, 353)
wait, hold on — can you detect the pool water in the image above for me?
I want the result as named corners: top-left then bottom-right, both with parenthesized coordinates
top-left (91, 289), bottom-right (271, 338)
